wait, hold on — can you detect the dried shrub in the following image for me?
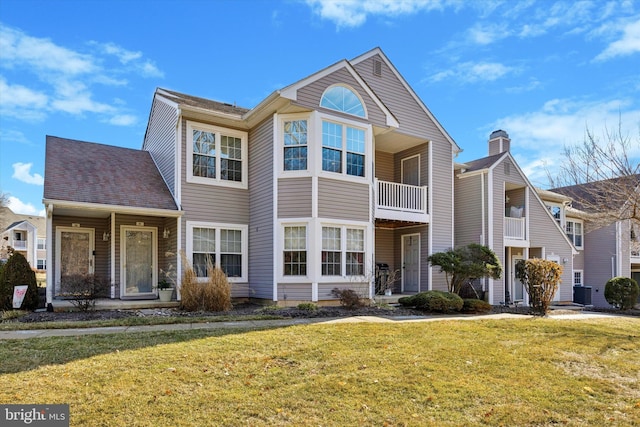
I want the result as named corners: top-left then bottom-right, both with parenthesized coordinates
top-left (331, 288), bottom-right (366, 309)
top-left (605, 277), bottom-right (639, 310)
top-left (515, 259), bottom-right (563, 315)
top-left (59, 274), bottom-right (109, 312)
top-left (180, 253), bottom-right (231, 312)
top-left (461, 298), bottom-right (492, 314)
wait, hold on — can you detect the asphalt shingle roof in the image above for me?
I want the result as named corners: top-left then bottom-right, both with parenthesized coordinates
top-left (44, 136), bottom-right (178, 211)
top-left (159, 88), bottom-right (250, 116)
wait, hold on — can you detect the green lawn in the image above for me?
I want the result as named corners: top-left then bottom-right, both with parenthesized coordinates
top-left (1, 317), bottom-right (638, 426)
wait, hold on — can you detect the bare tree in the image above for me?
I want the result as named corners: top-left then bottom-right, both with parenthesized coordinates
top-left (547, 121), bottom-right (640, 228)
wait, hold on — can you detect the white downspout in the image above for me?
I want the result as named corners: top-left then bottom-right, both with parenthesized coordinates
top-left (45, 204), bottom-right (53, 311)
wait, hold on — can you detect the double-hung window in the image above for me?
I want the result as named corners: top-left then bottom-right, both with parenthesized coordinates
top-left (566, 220), bottom-right (583, 248)
top-left (283, 120), bottom-right (308, 171)
top-left (322, 121), bottom-right (365, 177)
top-left (573, 270), bottom-right (583, 286)
top-left (188, 222), bottom-right (247, 281)
top-left (187, 122), bottom-right (247, 188)
top-left (37, 238), bottom-right (46, 250)
top-left (284, 226), bottom-right (307, 276)
top-left (321, 226), bottom-right (365, 276)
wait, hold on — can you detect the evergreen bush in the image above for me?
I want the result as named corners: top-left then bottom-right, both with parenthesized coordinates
top-left (461, 298), bottom-right (492, 314)
top-left (398, 290), bottom-right (463, 313)
top-left (0, 252), bottom-right (39, 310)
top-left (604, 277), bottom-right (639, 310)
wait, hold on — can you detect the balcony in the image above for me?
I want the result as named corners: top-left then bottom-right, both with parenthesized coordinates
top-left (375, 179), bottom-right (429, 224)
top-left (504, 216), bottom-right (526, 240)
top-left (12, 240), bottom-right (27, 250)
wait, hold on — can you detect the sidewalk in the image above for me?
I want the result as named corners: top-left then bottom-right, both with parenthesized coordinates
top-left (0, 311), bottom-right (620, 340)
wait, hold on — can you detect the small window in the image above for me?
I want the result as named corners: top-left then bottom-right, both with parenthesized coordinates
top-left (320, 86), bottom-right (365, 117)
top-left (322, 120), bottom-right (366, 177)
top-left (37, 259), bottom-right (46, 270)
top-left (187, 122), bottom-right (248, 188)
top-left (188, 222), bottom-right (247, 281)
top-left (284, 226), bottom-right (307, 276)
top-left (283, 120), bottom-right (308, 171)
top-left (566, 220), bottom-right (583, 248)
top-left (37, 238), bottom-right (46, 250)
top-left (574, 270), bottom-right (583, 286)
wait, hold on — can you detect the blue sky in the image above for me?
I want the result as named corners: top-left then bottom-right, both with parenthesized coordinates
top-left (1, 0), bottom-right (639, 216)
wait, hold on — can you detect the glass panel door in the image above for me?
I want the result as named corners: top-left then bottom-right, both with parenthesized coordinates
top-left (122, 227), bottom-right (156, 297)
top-left (56, 228), bottom-right (94, 291)
top-left (402, 155), bottom-right (420, 186)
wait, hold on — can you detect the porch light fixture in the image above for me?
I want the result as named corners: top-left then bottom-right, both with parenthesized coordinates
top-left (163, 228), bottom-right (170, 239)
top-left (103, 232), bottom-right (110, 241)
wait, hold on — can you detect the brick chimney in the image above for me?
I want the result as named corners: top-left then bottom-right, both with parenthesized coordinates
top-left (488, 129), bottom-right (510, 155)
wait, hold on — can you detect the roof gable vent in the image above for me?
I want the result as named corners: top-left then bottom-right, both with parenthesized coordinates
top-left (373, 58), bottom-right (382, 77)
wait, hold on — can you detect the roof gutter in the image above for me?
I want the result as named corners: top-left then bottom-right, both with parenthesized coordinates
top-left (42, 199), bottom-right (183, 217)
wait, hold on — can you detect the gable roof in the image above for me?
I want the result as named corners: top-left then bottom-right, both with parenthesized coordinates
top-left (351, 48), bottom-right (461, 153)
top-left (459, 153), bottom-right (507, 173)
top-left (44, 136), bottom-right (178, 211)
top-left (550, 174), bottom-right (640, 213)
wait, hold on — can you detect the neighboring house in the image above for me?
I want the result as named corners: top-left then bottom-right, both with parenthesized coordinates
top-left (43, 48), bottom-right (461, 307)
top-left (544, 177), bottom-right (640, 307)
top-left (0, 206), bottom-right (47, 271)
top-left (454, 130), bottom-right (576, 305)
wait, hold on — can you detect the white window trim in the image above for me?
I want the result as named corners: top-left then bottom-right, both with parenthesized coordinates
top-left (316, 112), bottom-right (372, 183)
top-left (278, 113), bottom-right (313, 178)
top-left (37, 238), bottom-right (46, 250)
top-left (185, 221), bottom-right (248, 283)
top-left (319, 83), bottom-right (368, 118)
top-left (573, 270), bottom-right (584, 286)
top-left (37, 259), bottom-right (46, 270)
top-left (566, 219), bottom-right (584, 249)
top-left (545, 202), bottom-right (564, 226)
top-left (186, 121), bottom-right (248, 189)
top-left (279, 221), bottom-right (311, 282)
top-left (319, 223), bottom-right (367, 281)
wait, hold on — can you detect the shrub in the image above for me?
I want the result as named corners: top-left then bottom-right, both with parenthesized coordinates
top-left (0, 252), bottom-right (39, 311)
top-left (515, 259), bottom-right (563, 315)
top-left (180, 253), bottom-right (232, 312)
top-left (297, 302), bottom-right (318, 311)
top-left (59, 274), bottom-right (109, 312)
top-left (331, 288), bottom-right (366, 309)
top-left (461, 298), bottom-right (492, 314)
top-left (398, 290), bottom-right (463, 313)
top-left (605, 277), bottom-right (639, 310)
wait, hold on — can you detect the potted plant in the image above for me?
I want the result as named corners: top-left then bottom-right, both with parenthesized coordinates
top-left (157, 279), bottom-right (174, 302)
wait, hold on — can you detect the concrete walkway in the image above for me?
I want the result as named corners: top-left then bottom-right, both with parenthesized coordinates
top-left (0, 311), bottom-right (623, 340)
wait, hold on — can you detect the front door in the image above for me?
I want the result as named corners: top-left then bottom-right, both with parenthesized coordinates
top-left (121, 226), bottom-right (157, 298)
top-left (511, 255), bottom-right (526, 304)
top-left (402, 234), bottom-right (420, 292)
top-left (56, 227), bottom-right (94, 291)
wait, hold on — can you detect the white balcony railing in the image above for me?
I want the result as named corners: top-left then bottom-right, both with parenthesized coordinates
top-left (12, 240), bottom-right (27, 250)
top-left (504, 217), bottom-right (526, 240)
top-left (375, 179), bottom-right (428, 222)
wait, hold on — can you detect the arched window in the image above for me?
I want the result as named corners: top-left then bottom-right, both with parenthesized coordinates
top-left (320, 85), bottom-right (365, 117)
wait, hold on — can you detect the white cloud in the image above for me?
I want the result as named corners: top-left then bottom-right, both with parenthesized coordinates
top-left (594, 18), bottom-right (640, 61)
top-left (0, 129), bottom-right (32, 145)
top-left (490, 97), bottom-right (640, 187)
top-left (107, 114), bottom-right (137, 126)
top-left (12, 163), bottom-right (44, 185)
top-left (0, 76), bottom-right (48, 121)
top-left (7, 196), bottom-right (43, 216)
top-left (0, 23), bottom-right (160, 125)
top-left (305, 0), bottom-right (460, 29)
top-left (428, 61), bottom-right (518, 84)
top-left (468, 22), bottom-right (511, 45)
